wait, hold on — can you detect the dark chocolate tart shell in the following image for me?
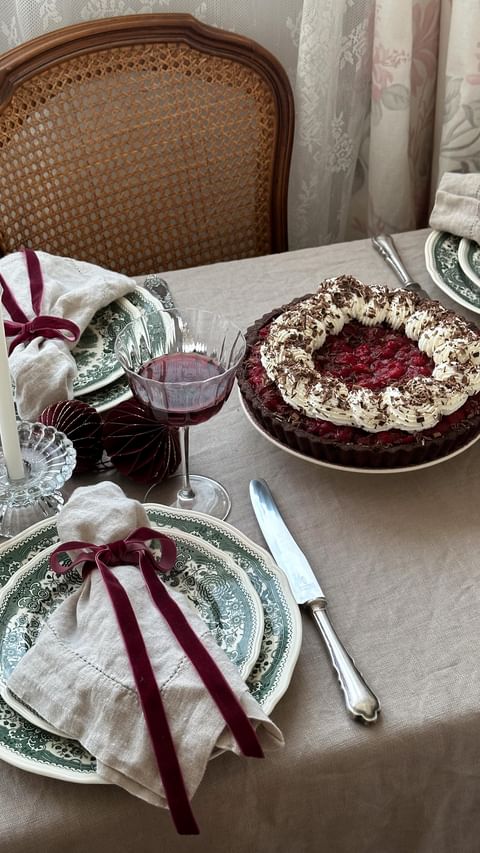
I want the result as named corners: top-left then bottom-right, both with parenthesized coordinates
top-left (237, 298), bottom-right (480, 470)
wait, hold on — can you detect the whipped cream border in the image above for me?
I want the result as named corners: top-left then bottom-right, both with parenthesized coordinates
top-left (260, 275), bottom-right (480, 433)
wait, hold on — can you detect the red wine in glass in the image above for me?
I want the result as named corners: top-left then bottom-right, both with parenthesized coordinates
top-left (115, 308), bottom-right (247, 519)
top-left (139, 352), bottom-right (230, 426)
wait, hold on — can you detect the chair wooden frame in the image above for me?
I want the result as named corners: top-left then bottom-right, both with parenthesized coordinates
top-left (0, 14), bottom-right (294, 274)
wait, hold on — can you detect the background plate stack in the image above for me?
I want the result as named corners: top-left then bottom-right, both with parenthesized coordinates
top-left (425, 231), bottom-right (480, 315)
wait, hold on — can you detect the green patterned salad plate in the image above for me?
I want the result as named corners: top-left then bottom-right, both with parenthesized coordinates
top-left (72, 298), bottom-right (136, 396)
top-left (0, 506), bottom-right (301, 783)
top-left (77, 281), bottom-right (174, 411)
top-left (458, 237), bottom-right (480, 290)
top-left (424, 230), bottom-right (480, 314)
top-left (72, 286), bottom-right (163, 398)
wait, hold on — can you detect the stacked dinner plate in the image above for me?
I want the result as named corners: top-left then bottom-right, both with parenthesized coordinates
top-left (0, 505), bottom-right (301, 782)
top-left (71, 275), bottom-right (173, 413)
top-left (425, 231), bottom-right (480, 315)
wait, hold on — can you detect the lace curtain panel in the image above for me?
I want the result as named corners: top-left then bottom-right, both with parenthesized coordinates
top-left (1, 0), bottom-right (479, 250)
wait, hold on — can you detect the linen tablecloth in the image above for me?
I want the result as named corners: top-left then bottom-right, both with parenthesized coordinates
top-left (1, 229), bottom-right (480, 853)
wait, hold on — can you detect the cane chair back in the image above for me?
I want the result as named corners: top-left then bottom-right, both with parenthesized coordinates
top-left (0, 14), bottom-right (293, 276)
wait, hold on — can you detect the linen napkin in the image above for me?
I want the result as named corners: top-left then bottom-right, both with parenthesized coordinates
top-left (7, 482), bottom-right (282, 833)
top-left (0, 249), bottom-right (135, 420)
top-left (429, 171), bottom-right (480, 243)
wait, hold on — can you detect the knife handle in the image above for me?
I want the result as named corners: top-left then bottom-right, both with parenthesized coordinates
top-left (371, 234), bottom-right (415, 287)
top-left (308, 598), bottom-right (380, 724)
top-left (371, 235), bottom-right (430, 300)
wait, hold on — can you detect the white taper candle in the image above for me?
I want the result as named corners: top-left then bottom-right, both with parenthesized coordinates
top-left (0, 294), bottom-right (25, 481)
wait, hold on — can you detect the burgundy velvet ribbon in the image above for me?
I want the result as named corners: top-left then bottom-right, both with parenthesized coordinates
top-left (0, 248), bottom-right (80, 354)
top-left (50, 526), bottom-right (263, 835)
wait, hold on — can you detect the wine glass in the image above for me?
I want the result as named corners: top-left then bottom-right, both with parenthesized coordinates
top-left (114, 308), bottom-right (246, 520)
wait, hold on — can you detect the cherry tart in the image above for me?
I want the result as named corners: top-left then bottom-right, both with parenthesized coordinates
top-left (237, 276), bottom-right (480, 469)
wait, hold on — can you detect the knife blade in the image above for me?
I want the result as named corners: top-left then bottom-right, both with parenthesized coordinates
top-left (249, 479), bottom-right (380, 724)
top-left (371, 234), bottom-right (431, 301)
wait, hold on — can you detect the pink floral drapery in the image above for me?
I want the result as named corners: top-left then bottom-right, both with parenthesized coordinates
top-left (0, 0), bottom-right (479, 250)
top-left (289, 0), bottom-right (480, 248)
top-left (354, 0), bottom-right (442, 238)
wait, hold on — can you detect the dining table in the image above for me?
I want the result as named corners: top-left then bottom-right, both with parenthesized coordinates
top-left (1, 226), bottom-right (480, 853)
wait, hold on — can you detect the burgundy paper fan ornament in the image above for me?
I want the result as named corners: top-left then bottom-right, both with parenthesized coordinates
top-left (39, 400), bottom-right (104, 473)
top-left (102, 399), bottom-right (181, 484)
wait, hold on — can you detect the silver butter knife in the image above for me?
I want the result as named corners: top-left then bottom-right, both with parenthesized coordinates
top-left (250, 479), bottom-right (380, 724)
top-left (371, 234), bottom-right (431, 301)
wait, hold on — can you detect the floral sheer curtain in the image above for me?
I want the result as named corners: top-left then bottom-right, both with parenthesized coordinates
top-left (0, 0), bottom-right (479, 250)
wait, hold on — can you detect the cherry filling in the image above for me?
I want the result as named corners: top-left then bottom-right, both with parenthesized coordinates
top-left (313, 321), bottom-right (433, 389)
top-left (247, 320), bottom-right (480, 447)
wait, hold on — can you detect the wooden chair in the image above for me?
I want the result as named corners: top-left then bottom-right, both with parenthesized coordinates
top-left (0, 14), bottom-right (294, 276)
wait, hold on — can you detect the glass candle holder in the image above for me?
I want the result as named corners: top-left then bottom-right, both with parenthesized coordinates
top-left (0, 421), bottom-right (76, 539)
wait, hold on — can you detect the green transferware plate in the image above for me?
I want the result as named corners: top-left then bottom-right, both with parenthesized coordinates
top-left (78, 282), bottom-right (173, 411)
top-left (458, 237), bottom-right (480, 290)
top-left (424, 230), bottom-right (480, 314)
top-left (0, 506), bottom-right (301, 783)
top-left (72, 298), bottom-right (136, 396)
top-left (72, 286), bottom-right (165, 399)
top-left (0, 521), bottom-right (265, 782)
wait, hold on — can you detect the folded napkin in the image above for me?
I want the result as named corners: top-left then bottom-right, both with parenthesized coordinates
top-left (8, 482), bottom-right (282, 834)
top-left (429, 171), bottom-right (480, 243)
top-left (0, 249), bottom-right (135, 420)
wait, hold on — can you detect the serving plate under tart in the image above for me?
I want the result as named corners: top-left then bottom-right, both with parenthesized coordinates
top-left (239, 392), bottom-right (480, 474)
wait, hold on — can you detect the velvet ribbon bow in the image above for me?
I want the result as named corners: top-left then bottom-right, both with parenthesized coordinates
top-left (0, 248), bottom-right (80, 354)
top-left (50, 526), bottom-right (263, 835)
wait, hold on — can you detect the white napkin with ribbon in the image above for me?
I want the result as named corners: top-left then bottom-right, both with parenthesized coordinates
top-left (0, 250), bottom-right (135, 420)
top-left (429, 171), bottom-right (480, 243)
top-left (7, 483), bottom-right (282, 832)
